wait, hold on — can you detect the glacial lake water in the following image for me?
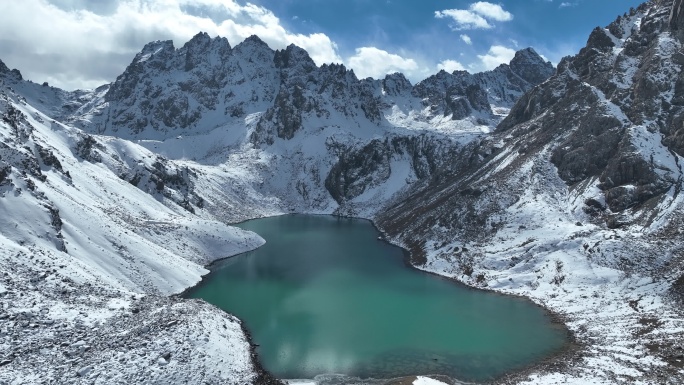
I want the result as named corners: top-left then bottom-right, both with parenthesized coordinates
top-left (184, 215), bottom-right (568, 382)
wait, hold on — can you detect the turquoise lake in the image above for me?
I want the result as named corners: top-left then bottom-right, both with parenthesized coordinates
top-left (184, 215), bottom-right (568, 382)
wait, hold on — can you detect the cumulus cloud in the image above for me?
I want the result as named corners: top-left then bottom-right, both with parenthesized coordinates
top-left (435, 2), bottom-right (513, 30)
top-left (347, 47), bottom-right (419, 80)
top-left (437, 59), bottom-right (466, 73)
top-left (0, 0), bottom-right (343, 90)
top-left (460, 34), bottom-right (473, 45)
top-left (477, 45), bottom-right (517, 70)
top-left (469, 2), bottom-right (513, 21)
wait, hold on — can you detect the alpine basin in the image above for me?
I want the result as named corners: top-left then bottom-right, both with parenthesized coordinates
top-left (184, 215), bottom-right (568, 382)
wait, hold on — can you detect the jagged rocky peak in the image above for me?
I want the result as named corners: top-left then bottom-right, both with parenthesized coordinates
top-left (412, 47), bottom-right (556, 120)
top-left (382, 72), bottom-right (412, 96)
top-left (274, 44), bottom-right (316, 73)
top-left (180, 32), bottom-right (232, 71)
top-left (183, 31), bottom-right (213, 48)
top-left (508, 47), bottom-right (555, 84)
top-left (231, 34), bottom-right (276, 66)
top-left (234, 34), bottom-right (271, 53)
top-left (585, 26), bottom-right (616, 52)
top-left (132, 40), bottom-right (175, 65)
top-left (79, 32), bottom-right (556, 141)
top-left (95, 32), bottom-right (281, 138)
top-left (412, 69), bottom-right (491, 120)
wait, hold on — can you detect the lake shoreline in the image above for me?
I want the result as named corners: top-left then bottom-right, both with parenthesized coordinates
top-left (370, 218), bottom-right (583, 385)
top-left (178, 213), bottom-right (580, 385)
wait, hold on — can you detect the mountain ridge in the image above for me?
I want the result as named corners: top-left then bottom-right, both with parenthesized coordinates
top-left (57, 32), bottom-right (553, 141)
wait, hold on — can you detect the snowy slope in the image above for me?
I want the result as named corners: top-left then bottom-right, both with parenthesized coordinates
top-left (0, 81), bottom-right (270, 383)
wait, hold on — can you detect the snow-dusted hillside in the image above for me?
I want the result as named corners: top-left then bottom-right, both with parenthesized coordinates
top-left (0, 74), bottom-right (273, 383)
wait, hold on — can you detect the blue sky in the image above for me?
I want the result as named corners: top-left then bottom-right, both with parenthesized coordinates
top-left (255, 0), bottom-right (644, 73)
top-left (0, 0), bottom-right (645, 90)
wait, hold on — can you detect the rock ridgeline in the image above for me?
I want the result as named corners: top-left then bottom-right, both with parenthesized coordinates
top-left (75, 33), bottom-right (553, 140)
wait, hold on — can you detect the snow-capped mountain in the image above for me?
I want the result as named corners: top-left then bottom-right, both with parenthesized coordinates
top-left (70, 32), bottom-right (552, 141)
top-left (63, 32), bottom-right (552, 216)
top-left (2, 0), bottom-right (684, 384)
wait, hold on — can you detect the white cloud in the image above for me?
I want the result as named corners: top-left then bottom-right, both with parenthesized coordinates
top-left (559, 2), bottom-right (577, 8)
top-left (435, 9), bottom-right (492, 30)
top-left (460, 34), bottom-right (473, 45)
top-left (437, 59), bottom-right (466, 73)
top-left (469, 2), bottom-right (513, 21)
top-left (435, 2), bottom-right (513, 30)
top-left (477, 45), bottom-right (516, 70)
top-left (0, 0), bottom-right (343, 90)
top-left (347, 47), bottom-right (419, 80)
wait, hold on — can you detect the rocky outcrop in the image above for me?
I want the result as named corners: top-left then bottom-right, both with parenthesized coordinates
top-left (412, 70), bottom-right (494, 120)
top-left (325, 139), bottom-right (392, 203)
top-left (509, 48), bottom-right (556, 85)
top-left (325, 134), bottom-right (467, 206)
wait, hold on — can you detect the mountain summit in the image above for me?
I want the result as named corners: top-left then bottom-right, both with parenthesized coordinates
top-left (67, 35), bottom-right (552, 140)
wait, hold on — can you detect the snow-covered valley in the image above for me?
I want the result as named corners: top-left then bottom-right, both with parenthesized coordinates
top-left (2, 0), bottom-right (684, 384)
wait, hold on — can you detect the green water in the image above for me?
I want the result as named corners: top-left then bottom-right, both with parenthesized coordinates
top-left (185, 215), bottom-right (567, 382)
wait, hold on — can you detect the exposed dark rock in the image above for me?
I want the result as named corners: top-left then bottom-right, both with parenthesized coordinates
top-left (509, 47), bottom-right (556, 85)
top-left (325, 139), bottom-right (391, 203)
top-left (274, 44), bottom-right (316, 73)
top-left (671, 0), bottom-right (684, 40)
top-left (586, 27), bottom-right (616, 52)
top-left (382, 73), bottom-right (413, 96)
top-left (0, 162), bottom-right (10, 185)
top-left (2, 104), bottom-right (32, 142)
top-left (75, 134), bottom-right (104, 163)
top-left (35, 144), bottom-right (67, 176)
